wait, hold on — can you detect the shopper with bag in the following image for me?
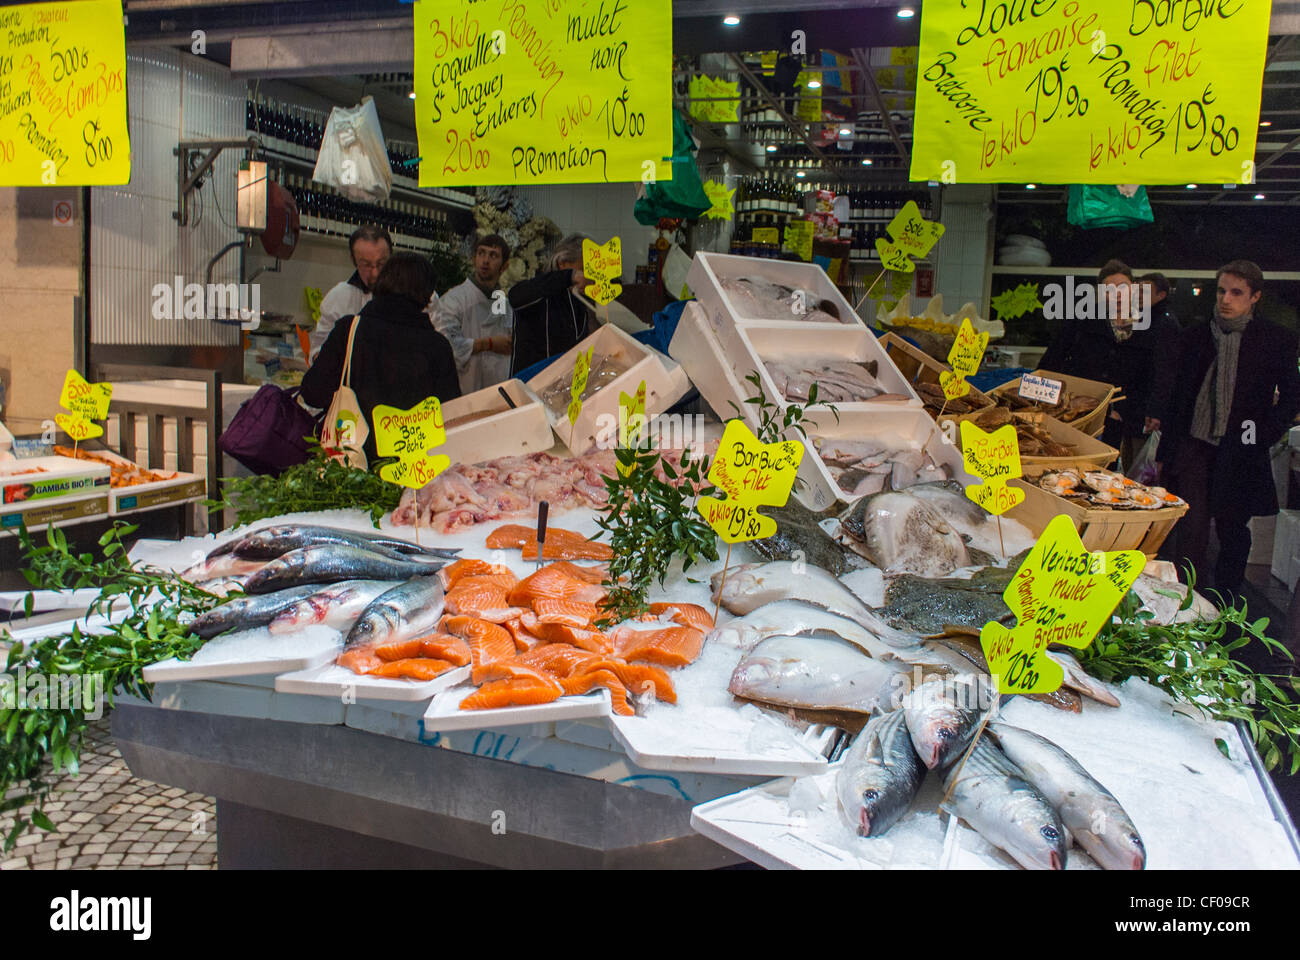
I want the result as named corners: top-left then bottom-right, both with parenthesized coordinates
top-left (301, 253), bottom-right (461, 466)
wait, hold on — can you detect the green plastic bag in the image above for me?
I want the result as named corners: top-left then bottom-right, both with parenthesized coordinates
top-left (1066, 185), bottom-right (1154, 230)
top-left (634, 109), bottom-right (712, 225)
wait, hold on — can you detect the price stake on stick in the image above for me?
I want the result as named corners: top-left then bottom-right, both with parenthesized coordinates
top-left (616, 380), bottom-right (648, 478)
top-left (695, 420), bottom-right (804, 620)
top-left (56, 369), bottom-right (114, 454)
top-left (959, 420), bottom-right (1026, 557)
top-left (566, 346), bottom-right (596, 453)
top-left (582, 237), bottom-right (623, 316)
top-left (937, 317), bottom-right (989, 416)
top-left (373, 396), bottom-right (451, 545)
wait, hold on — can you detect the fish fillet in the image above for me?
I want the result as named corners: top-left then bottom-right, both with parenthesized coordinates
top-left (445, 575), bottom-right (526, 622)
top-left (460, 675), bottom-right (564, 710)
top-left (484, 523), bottom-right (613, 561)
top-left (515, 643), bottom-right (601, 677)
top-left (531, 597), bottom-right (601, 628)
top-left (444, 616), bottom-right (518, 683)
top-left (612, 626), bottom-right (705, 667)
top-left (578, 657), bottom-right (676, 703)
top-left (374, 634), bottom-right (471, 666)
top-left (366, 659), bottom-right (457, 681)
top-left (519, 613), bottom-right (612, 653)
top-left (642, 602), bottom-right (714, 632)
top-left (441, 558), bottom-right (515, 589)
top-left (560, 669), bottom-right (633, 716)
top-left (508, 565), bottom-right (608, 607)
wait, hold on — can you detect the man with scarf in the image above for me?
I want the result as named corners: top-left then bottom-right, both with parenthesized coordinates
top-left (1161, 260), bottom-right (1300, 595)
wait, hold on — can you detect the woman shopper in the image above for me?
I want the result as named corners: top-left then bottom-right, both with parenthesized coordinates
top-left (1160, 260), bottom-right (1300, 595)
top-left (507, 234), bottom-right (594, 376)
top-left (301, 252), bottom-right (461, 465)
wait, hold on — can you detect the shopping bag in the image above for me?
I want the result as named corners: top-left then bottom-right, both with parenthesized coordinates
top-left (218, 385), bottom-right (319, 476)
top-left (1126, 429), bottom-right (1161, 485)
top-left (634, 109), bottom-right (713, 224)
top-left (318, 319), bottom-right (370, 469)
top-left (1067, 185), bottom-right (1154, 230)
top-left (313, 96), bottom-right (392, 202)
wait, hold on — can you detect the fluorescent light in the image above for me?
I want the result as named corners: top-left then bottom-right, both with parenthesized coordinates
top-left (408, 91), bottom-right (416, 99)
top-left (1186, 183), bottom-right (1197, 189)
top-left (861, 158), bottom-right (873, 165)
top-left (722, 14), bottom-right (740, 25)
top-left (839, 127), bottom-right (852, 136)
top-left (807, 79), bottom-right (822, 89)
top-left (796, 170), bottom-right (806, 178)
top-left (1261, 120), bottom-right (1272, 127)
top-left (1255, 193), bottom-right (1266, 199)
top-left (898, 6), bottom-right (916, 16)
top-left (766, 144), bottom-right (777, 152)
top-left (1026, 183), bottom-right (1037, 189)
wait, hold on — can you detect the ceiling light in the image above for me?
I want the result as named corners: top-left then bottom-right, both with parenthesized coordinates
top-left (807, 79), bottom-right (822, 89)
top-left (722, 15), bottom-right (740, 25)
top-left (1193, 286), bottom-right (1202, 295)
top-left (408, 91), bottom-right (416, 99)
top-left (1260, 120), bottom-right (1272, 127)
top-left (898, 6), bottom-right (916, 16)
top-left (1186, 183), bottom-right (1197, 189)
top-left (1026, 183), bottom-right (1037, 189)
top-left (839, 127), bottom-right (852, 136)
top-left (1255, 193), bottom-right (1266, 200)
top-left (766, 144), bottom-right (777, 152)
top-left (861, 158), bottom-right (873, 165)
top-left (796, 170), bottom-right (806, 178)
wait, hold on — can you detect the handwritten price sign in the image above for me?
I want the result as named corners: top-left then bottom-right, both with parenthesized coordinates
top-left (567, 346), bottom-right (595, 424)
top-left (583, 237), bottom-right (622, 305)
top-left (979, 515), bottom-right (1143, 694)
top-left (960, 420), bottom-right (1025, 516)
top-left (413, 0), bottom-right (672, 185)
top-left (696, 419), bottom-right (803, 544)
top-left (910, 0), bottom-right (1269, 184)
top-left (702, 179), bottom-right (735, 221)
top-left (939, 317), bottom-right (990, 400)
top-left (54, 413), bottom-right (101, 442)
top-left (0, 0), bottom-right (131, 186)
top-left (875, 201), bottom-right (944, 273)
top-left (373, 397), bottom-right (451, 490)
top-left (54, 369), bottom-right (112, 441)
top-left (783, 220), bottom-right (815, 261)
top-left (616, 379), bottom-right (647, 478)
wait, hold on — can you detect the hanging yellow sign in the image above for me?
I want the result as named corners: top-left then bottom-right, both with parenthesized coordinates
top-left (875, 201), bottom-right (944, 274)
top-left (910, 0), bottom-right (1269, 184)
top-left (0, 0), bottom-right (130, 186)
top-left (373, 397), bottom-right (452, 489)
top-left (701, 179), bottom-right (734, 220)
top-left (59, 369), bottom-right (113, 422)
top-left (696, 419), bottom-right (804, 544)
top-left (784, 220), bottom-right (815, 261)
top-left (583, 236), bottom-right (622, 305)
top-left (413, 0), bottom-right (674, 185)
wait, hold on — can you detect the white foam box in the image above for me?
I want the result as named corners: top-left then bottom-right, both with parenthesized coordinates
top-left (524, 323), bottom-right (690, 455)
top-left (686, 250), bottom-right (862, 329)
top-left (1248, 516), bottom-right (1276, 566)
top-left (437, 378), bottom-right (553, 467)
top-left (1272, 509), bottom-right (1300, 590)
top-left (0, 455), bottom-right (110, 507)
top-left (793, 405), bottom-right (970, 511)
top-left (669, 301), bottom-right (767, 427)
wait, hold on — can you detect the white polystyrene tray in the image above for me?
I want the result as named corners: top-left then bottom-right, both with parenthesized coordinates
top-left (421, 682), bottom-right (612, 732)
top-left (275, 662), bottom-right (471, 702)
top-left (142, 624), bottom-right (341, 683)
top-left (609, 713), bottom-right (833, 776)
top-left (0, 588), bottom-right (103, 613)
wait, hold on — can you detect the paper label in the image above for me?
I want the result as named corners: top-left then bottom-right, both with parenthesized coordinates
top-left (702, 179), bottom-right (734, 221)
top-left (875, 201), bottom-right (944, 273)
top-left (960, 421), bottom-right (1024, 516)
top-left (696, 419), bottom-right (803, 544)
top-left (979, 515), bottom-right (1143, 694)
top-left (939, 370), bottom-right (972, 400)
top-left (752, 227), bottom-right (779, 245)
top-left (991, 282), bottom-right (1045, 323)
top-left (947, 317), bottom-right (989, 379)
top-left (54, 413), bottom-right (102, 442)
top-left (1019, 374), bottom-right (1064, 405)
top-left (616, 379), bottom-right (647, 477)
top-left (783, 220), bottom-right (814, 261)
top-left (59, 370), bottom-right (113, 421)
top-left (373, 397), bottom-right (451, 490)
top-left (583, 237), bottom-right (622, 305)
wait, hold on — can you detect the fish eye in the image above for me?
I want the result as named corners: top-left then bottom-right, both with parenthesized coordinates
top-left (1130, 834), bottom-right (1145, 848)
top-left (863, 789), bottom-right (879, 801)
top-left (1041, 825), bottom-right (1061, 843)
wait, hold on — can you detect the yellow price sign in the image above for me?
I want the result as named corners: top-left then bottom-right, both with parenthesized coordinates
top-left (583, 237), bottom-right (622, 305)
top-left (0, 0), bottom-right (131, 186)
top-left (54, 412), bottom-right (102, 442)
top-left (979, 515), bottom-right (1143, 695)
top-left (752, 227), bottom-right (779, 245)
top-left (566, 346), bottom-right (596, 424)
top-left (616, 379), bottom-right (648, 478)
top-left (373, 397), bottom-right (451, 490)
top-left (939, 370), bottom-right (972, 401)
top-left (59, 369), bottom-right (113, 421)
top-left (702, 179), bottom-right (734, 221)
top-left (960, 421), bottom-right (1025, 516)
top-left (947, 317), bottom-right (989, 379)
top-left (875, 201), bottom-right (944, 273)
top-left (783, 220), bottom-right (814, 261)
top-left (696, 419), bottom-right (803, 544)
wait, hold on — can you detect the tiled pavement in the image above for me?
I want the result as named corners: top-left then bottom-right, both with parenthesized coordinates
top-left (0, 714), bottom-right (217, 870)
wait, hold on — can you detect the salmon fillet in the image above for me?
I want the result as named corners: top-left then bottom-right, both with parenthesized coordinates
top-left (612, 626), bottom-right (705, 667)
top-left (444, 616), bottom-right (518, 683)
top-left (366, 658), bottom-right (457, 681)
top-left (460, 674), bottom-right (564, 710)
top-left (441, 558), bottom-right (515, 589)
top-left (485, 524), bottom-right (613, 561)
top-left (502, 617), bottom-right (545, 652)
top-left (643, 602), bottom-right (715, 632)
top-left (577, 657), bottom-right (677, 703)
top-left (531, 597), bottom-right (600, 628)
top-left (548, 561), bottom-right (609, 585)
top-left (515, 642), bottom-right (601, 678)
top-left (559, 669), bottom-right (633, 716)
top-left (508, 565), bottom-right (607, 607)
top-left (374, 634), bottom-right (471, 666)
top-left (445, 575), bottom-right (525, 622)
top-left (472, 660), bottom-right (562, 685)
top-left (337, 644), bottom-right (384, 675)
top-left (520, 612), bottom-right (612, 653)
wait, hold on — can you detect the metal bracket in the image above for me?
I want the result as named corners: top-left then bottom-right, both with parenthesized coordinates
top-left (174, 136), bottom-right (262, 226)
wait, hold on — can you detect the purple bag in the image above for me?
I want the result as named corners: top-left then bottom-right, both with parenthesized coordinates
top-left (218, 385), bottom-right (320, 475)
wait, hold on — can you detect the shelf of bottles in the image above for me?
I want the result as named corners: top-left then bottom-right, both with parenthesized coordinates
top-left (244, 93), bottom-right (474, 211)
top-left (281, 171), bottom-right (454, 254)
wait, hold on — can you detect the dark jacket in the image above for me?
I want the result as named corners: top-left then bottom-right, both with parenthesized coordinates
top-left (301, 293), bottom-right (462, 464)
top-left (1163, 315), bottom-right (1300, 517)
top-left (1039, 306), bottom-right (1181, 437)
top-left (507, 269), bottom-right (592, 376)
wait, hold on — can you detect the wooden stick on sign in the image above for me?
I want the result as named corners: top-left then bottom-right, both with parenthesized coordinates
top-left (938, 692), bottom-right (1001, 811)
top-left (854, 269), bottom-right (888, 314)
top-left (712, 541), bottom-right (733, 625)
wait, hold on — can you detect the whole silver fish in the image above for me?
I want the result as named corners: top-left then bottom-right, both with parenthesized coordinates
top-left (836, 709), bottom-right (926, 837)
top-left (344, 577), bottom-right (445, 649)
top-left (728, 633), bottom-right (906, 714)
top-left (711, 561), bottom-right (919, 648)
top-left (194, 576), bottom-right (250, 598)
top-left (942, 735), bottom-right (1068, 870)
top-left (242, 546), bottom-right (444, 594)
top-left (267, 580), bottom-right (402, 635)
top-left (229, 524), bottom-right (458, 561)
top-left (1044, 649), bottom-right (1121, 708)
top-left (903, 673), bottom-right (988, 769)
top-left (181, 553), bottom-right (266, 583)
top-left (188, 584), bottom-right (325, 639)
top-left (990, 723), bottom-right (1145, 870)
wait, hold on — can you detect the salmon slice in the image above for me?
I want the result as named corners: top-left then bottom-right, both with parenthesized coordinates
top-left (508, 565), bottom-right (607, 607)
top-left (460, 674), bottom-right (564, 711)
top-left (444, 616), bottom-right (518, 683)
top-left (531, 597), bottom-right (600, 628)
top-left (502, 617), bottom-right (545, 653)
top-left (337, 644), bottom-right (384, 675)
top-left (472, 660), bottom-right (561, 685)
top-left (520, 613), bottom-right (612, 653)
top-left (515, 643), bottom-right (601, 678)
top-left (612, 626), bottom-right (705, 667)
top-left (366, 658), bottom-right (457, 681)
top-left (374, 634), bottom-right (471, 666)
top-left (441, 558), bottom-right (514, 589)
top-left (644, 602), bottom-right (715, 632)
top-left (560, 669), bottom-right (633, 716)
top-left (445, 576), bottom-right (525, 622)
top-left (577, 658), bottom-right (676, 704)
top-left (548, 561), bottom-right (609, 584)
top-left (485, 524), bottom-right (613, 561)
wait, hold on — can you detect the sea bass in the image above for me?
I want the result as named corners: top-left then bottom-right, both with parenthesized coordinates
top-left (710, 562), bottom-right (918, 648)
top-left (836, 708), bottom-right (926, 837)
top-left (180, 554), bottom-right (267, 583)
top-left (228, 524), bottom-right (459, 561)
top-left (990, 723), bottom-right (1145, 869)
top-left (267, 580), bottom-right (402, 634)
top-left (941, 735), bottom-right (1068, 871)
top-left (242, 546), bottom-right (445, 594)
top-left (728, 633), bottom-right (906, 714)
top-left (187, 584), bottom-right (326, 639)
top-left (343, 577), bottom-right (446, 649)
top-left (903, 673), bottom-right (988, 769)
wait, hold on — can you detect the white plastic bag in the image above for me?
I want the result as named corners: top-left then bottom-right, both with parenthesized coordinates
top-left (312, 96), bottom-right (392, 202)
top-left (1126, 429), bottom-right (1160, 485)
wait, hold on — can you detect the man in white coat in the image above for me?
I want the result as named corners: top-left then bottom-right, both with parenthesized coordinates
top-left (433, 234), bottom-right (513, 395)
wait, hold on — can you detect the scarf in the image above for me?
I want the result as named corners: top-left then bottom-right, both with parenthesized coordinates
top-left (1189, 310), bottom-right (1250, 445)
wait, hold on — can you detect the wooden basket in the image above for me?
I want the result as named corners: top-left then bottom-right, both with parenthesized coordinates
top-left (1007, 412), bottom-right (1119, 476)
top-left (993, 369), bottom-right (1118, 438)
top-left (1008, 478), bottom-right (1187, 556)
top-left (878, 332), bottom-right (996, 425)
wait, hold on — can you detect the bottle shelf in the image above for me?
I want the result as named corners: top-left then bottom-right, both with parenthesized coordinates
top-left (259, 146), bottom-right (474, 212)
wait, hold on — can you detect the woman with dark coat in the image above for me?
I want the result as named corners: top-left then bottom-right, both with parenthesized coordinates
top-left (507, 234), bottom-right (594, 376)
top-left (301, 252), bottom-right (461, 465)
top-left (1160, 260), bottom-right (1300, 595)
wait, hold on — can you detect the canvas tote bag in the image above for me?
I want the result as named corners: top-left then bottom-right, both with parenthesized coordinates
top-left (318, 318), bottom-right (370, 469)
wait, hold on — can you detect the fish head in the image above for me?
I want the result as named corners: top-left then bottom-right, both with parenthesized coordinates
top-left (1088, 825), bottom-right (1147, 871)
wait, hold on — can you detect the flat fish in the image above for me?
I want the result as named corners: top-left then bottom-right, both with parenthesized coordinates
top-left (242, 545), bottom-right (444, 594)
top-left (879, 571), bottom-right (1017, 636)
top-left (990, 723), bottom-right (1144, 869)
top-left (728, 633), bottom-right (906, 714)
top-left (267, 580), bottom-right (401, 634)
top-left (747, 500), bottom-right (871, 578)
top-left (343, 577), bottom-right (446, 650)
top-left (840, 490), bottom-right (971, 578)
top-left (941, 735), bottom-right (1068, 871)
top-left (188, 584), bottom-right (325, 639)
top-left (836, 708), bottom-right (926, 837)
